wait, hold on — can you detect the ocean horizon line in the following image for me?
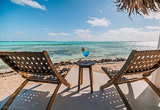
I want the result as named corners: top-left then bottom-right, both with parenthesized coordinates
top-left (0, 41), bottom-right (157, 42)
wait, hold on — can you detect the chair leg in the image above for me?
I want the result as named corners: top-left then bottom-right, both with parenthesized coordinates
top-left (46, 83), bottom-right (62, 110)
top-left (62, 79), bottom-right (72, 88)
top-left (114, 83), bottom-right (132, 110)
top-left (61, 68), bottom-right (72, 88)
top-left (78, 67), bottom-right (81, 92)
top-left (101, 81), bottom-right (113, 89)
top-left (1, 79), bottom-right (29, 110)
top-left (144, 78), bottom-right (160, 97)
top-left (89, 66), bottom-right (93, 93)
top-left (80, 68), bottom-right (83, 85)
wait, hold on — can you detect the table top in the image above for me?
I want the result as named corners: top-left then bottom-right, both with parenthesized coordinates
top-left (76, 61), bottom-right (95, 67)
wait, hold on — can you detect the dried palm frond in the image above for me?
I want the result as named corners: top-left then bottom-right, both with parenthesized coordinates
top-left (114, 0), bottom-right (160, 17)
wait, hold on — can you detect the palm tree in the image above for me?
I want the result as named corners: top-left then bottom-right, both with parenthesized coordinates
top-left (114, 0), bottom-right (160, 17)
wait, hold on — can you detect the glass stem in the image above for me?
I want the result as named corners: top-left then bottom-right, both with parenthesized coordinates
top-left (85, 57), bottom-right (87, 62)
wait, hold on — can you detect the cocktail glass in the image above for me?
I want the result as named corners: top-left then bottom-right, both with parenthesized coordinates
top-left (82, 50), bottom-right (89, 63)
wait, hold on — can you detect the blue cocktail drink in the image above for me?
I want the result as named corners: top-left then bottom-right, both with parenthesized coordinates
top-left (81, 47), bottom-right (89, 63)
top-left (82, 51), bottom-right (89, 57)
top-left (82, 50), bottom-right (89, 63)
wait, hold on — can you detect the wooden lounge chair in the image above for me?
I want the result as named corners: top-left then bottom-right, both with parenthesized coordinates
top-left (0, 51), bottom-right (72, 110)
top-left (101, 50), bottom-right (160, 110)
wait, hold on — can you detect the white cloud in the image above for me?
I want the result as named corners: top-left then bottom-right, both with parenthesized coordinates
top-left (74, 29), bottom-right (90, 35)
top-left (44, 28), bottom-right (49, 30)
top-left (100, 27), bottom-right (159, 41)
top-left (72, 26), bottom-right (159, 41)
top-left (74, 29), bottom-right (92, 38)
top-left (87, 17), bottom-right (111, 27)
top-left (99, 9), bottom-right (103, 13)
top-left (47, 33), bottom-right (57, 36)
top-left (46, 26), bottom-right (159, 41)
top-left (146, 26), bottom-right (160, 30)
top-left (14, 31), bottom-right (24, 34)
top-left (59, 33), bottom-right (71, 36)
top-left (11, 0), bottom-right (47, 10)
top-left (47, 32), bottom-right (71, 36)
top-left (144, 11), bottom-right (160, 20)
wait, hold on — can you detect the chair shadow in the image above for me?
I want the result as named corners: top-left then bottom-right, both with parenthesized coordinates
top-left (1, 82), bottom-right (160, 110)
top-left (125, 83), bottom-right (160, 110)
top-left (0, 84), bottom-right (51, 110)
top-left (52, 85), bottom-right (126, 110)
top-left (52, 83), bottom-right (160, 110)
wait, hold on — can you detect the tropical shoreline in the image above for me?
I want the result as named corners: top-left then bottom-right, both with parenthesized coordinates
top-left (0, 41), bottom-right (157, 63)
top-left (0, 57), bottom-right (126, 70)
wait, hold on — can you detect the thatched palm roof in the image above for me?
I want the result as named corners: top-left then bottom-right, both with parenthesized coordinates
top-left (114, 0), bottom-right (160, 17)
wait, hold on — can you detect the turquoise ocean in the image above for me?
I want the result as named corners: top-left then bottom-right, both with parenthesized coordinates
top-left (0, 41), bottom-right (158, 69)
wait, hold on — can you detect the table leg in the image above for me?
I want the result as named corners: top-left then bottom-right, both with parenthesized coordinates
top-left (78, 67), bottom-right (81, 92)
top-left (80, 68), bottom-right (83, 85)
top-left (89, 66), bottom-right (93, 93)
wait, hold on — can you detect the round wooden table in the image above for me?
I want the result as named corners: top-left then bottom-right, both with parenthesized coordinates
top-left (76, 61), bottom-right (95, 93)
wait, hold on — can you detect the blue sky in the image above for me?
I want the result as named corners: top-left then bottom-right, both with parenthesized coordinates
top-left (0, 0), bottom-right (160, 41)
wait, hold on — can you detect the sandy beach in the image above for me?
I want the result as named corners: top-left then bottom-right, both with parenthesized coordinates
top-left (0, 62), bottom-right (124, 101)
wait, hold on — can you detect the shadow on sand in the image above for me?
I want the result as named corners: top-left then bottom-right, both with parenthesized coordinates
top-left (0, 83), bottom-right (160, 110)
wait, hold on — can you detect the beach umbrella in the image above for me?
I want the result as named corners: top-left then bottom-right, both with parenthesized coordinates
top-left (114, 0), bottom-right (160, 17)
top-left (152, 35), bottom-right (160, 88)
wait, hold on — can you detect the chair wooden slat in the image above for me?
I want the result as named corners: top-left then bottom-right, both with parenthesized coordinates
top-left (125, 50), bottom-right (160, 74)
top-left (101, 50), bottom-right (160, 110)
top-left (0, 51), bottom-right (54, 75)
top-left (0, 50), bottom-right (72, 109)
